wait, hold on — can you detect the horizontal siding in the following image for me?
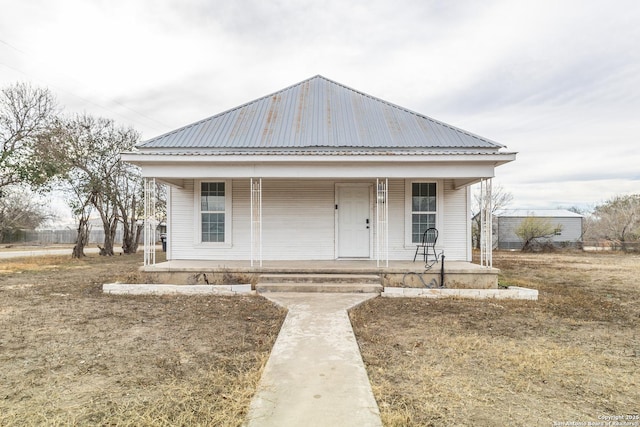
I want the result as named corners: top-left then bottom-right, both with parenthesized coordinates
top-left (171, 180), bottom-right (195, 259)
top-left (172, 180), bottom-right (252, 260)
top-left (261, 180), bottom-right (335, 260)
top-left (171, 180), bottom-right (335, 261)
top-left (442, 180), bottom-right (469, 261)
top-left (168, 178), bottom-right (471, 261)
top-left (386, 179), bottom-right (410, 260)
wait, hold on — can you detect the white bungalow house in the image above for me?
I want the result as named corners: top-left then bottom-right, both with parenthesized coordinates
top-left (122, 75), bottom-right (515, 274)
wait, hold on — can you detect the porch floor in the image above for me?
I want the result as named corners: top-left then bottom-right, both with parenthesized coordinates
top-left (144, 259), bottom-right (498, 275)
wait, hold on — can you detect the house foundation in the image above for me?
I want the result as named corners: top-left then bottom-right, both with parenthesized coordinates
top-left (141, 260), bottom-right (499, 289)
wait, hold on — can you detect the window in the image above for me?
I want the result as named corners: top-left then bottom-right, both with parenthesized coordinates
top-left (201, 182), bottom-right (225, 242)
top-left (411, 182), bottom-right (436, 243)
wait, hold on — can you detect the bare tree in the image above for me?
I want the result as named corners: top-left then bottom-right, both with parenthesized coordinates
top-left (115, 165), bottom-right (144, 254)
top-left (515, 216), bottom-right (561, 252)
top-left (49, 114), bottom-right (140, 256)
top-left (0, 186), bottom-right (51, 242)
top-left (118, 176), bottom-right (167, 254)
top-left (0, 83), bottom-right (58, 190)
top-left (592, 194), bottom-right (640, 251)
top-left (66, 180), bottom-right (93, 258)
top-left (471, 183), bottom-right (514, 249)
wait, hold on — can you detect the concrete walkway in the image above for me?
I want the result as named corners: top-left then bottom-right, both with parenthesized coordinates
top-left (245, 293), bottom-right (382, 427)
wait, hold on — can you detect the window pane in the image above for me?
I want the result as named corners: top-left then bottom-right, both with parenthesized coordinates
top-left (201, 182), bottom-right (225, 212)
top-left (411, 183), bottom-right (436, 242)
top-left (412, 183), bottom-right (420, 197)
top-left (427, 196), bottom-right (436, 211)
top-left (412, 183), bottom-right (436, 212)
top-left (413, 183), bottom-right (435, 197)
top-left (412, 213), bottom-right (435, 243)
top-left (201, 212), bottom-right (225, 242)
top-left (202, 195), bottom-right (225, 211)
top-left (412, 196), bottom-right (420, 211)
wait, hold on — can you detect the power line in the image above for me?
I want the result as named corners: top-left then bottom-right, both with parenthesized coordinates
top-left (0, 37), bottom-right (175, 135)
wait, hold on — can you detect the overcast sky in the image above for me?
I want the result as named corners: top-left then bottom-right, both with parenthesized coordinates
top-left (1, 0), bottom-right (638, 216)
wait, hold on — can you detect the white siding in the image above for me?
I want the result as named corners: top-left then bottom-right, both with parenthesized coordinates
top-left (261, 180), bottom-right (335, 260)
top-left (168, 178), bottom-right (471, 261)
top-left (171, 180), bottom-right (195, 258)
top-left (170, 179), bottom-right (335, 260)
top-left (386, 179), bottom-right (411, 260)
top-left (442, 180), bottom-right (470, 261)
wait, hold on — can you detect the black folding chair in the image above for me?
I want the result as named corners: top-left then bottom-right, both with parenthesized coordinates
top-left (413, 228), bottom-right (438, 265)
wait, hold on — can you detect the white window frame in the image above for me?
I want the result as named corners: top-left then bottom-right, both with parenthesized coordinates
top-left (404, 179), bottom-right (443, 247)
top-left (194, 179), bottom-right (233, 247)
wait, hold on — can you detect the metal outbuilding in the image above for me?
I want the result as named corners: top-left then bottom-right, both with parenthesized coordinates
top-left (493, 209), bottom-right (584, 250)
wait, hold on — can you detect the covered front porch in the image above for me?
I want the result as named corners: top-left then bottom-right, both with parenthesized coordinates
top-left (141, 176), bottom-right (498, 265)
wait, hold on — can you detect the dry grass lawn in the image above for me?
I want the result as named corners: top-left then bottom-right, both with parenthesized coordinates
top-left (2, 250), bottom-right (639, 426)
top-left (0, 253), bottom-right (286, 426)
top-left (350, 251), bottom-right (640, 426)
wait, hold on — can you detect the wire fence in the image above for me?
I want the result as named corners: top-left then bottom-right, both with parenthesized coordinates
top-left (1, 229), bottom-right (124, 245)
top-left (582, 240), bottom-right (640, 252)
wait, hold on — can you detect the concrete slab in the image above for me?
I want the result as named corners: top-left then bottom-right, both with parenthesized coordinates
top-left (381, 286), bottom-right (539, 300)
top-left (256, 282), bottom-right (383, 293)
top-left (245, 293), bottom-right (382, 427)
top-left (102, 283), bottom-right (253, 295)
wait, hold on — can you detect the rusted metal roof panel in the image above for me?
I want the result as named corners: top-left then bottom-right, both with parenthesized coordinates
top-left (138, 75), bottom-right (504, 150)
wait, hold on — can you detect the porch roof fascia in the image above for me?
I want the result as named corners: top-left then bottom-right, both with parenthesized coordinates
top-left (136, 161), bottom-right (508, 183)
top-left (125, 151), bottom-right (515, 186)
top-left (122, 151), bottom-right (516, 167)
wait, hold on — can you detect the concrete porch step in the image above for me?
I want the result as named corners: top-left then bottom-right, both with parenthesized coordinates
top-left (256, 282), bottom-right (383, 293)
top-left (256, 273), bottom-right (382, 293)
top-left (259, 273), bottom-right (381, 284)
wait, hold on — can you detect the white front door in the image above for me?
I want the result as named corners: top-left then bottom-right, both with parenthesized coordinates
top-left (337, 185), bottom-right (371, 258)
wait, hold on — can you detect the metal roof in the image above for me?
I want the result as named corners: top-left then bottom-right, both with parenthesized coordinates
top-left (138, 75), bottom-right (506, 151)
top-left (127, 148), bottom-right (507, 156)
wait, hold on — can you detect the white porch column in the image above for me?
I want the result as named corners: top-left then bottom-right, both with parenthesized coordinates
top-left (479, 178), bottom-right (493, 268)
top-left (250, 178), bottom-right (262, 267)
top-left (143, 177), bottom-right (157, 267)
top-left (376, 178), bottom-right (389, 267)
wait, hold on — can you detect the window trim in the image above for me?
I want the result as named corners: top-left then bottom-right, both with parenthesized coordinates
top-left (194, 179), bottom-right (233, 247)
top-left (404, 179), bottom-right (443, 247)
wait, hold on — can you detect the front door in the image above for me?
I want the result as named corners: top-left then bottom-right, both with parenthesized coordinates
top-left (337, 185), bottom-right (371, 258)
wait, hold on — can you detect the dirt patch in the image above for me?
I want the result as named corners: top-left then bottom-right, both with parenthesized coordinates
top-left (350, 251), bottom-right (640, 426)
top-left (0, 253), bottom-right (286, 426)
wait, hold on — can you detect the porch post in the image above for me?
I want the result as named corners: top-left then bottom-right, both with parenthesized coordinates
top-left (480, 178), bottom-right (493, 268)
top-left (376, 178), bottom-right (389, 267)
top-left (143, 177), bottom-right (157, 267)
top-left (250, 178), bottom-right (262, 267)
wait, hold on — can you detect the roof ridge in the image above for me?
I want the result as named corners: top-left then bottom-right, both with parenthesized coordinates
top-left (138, 75), bottom-right (507, 149)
